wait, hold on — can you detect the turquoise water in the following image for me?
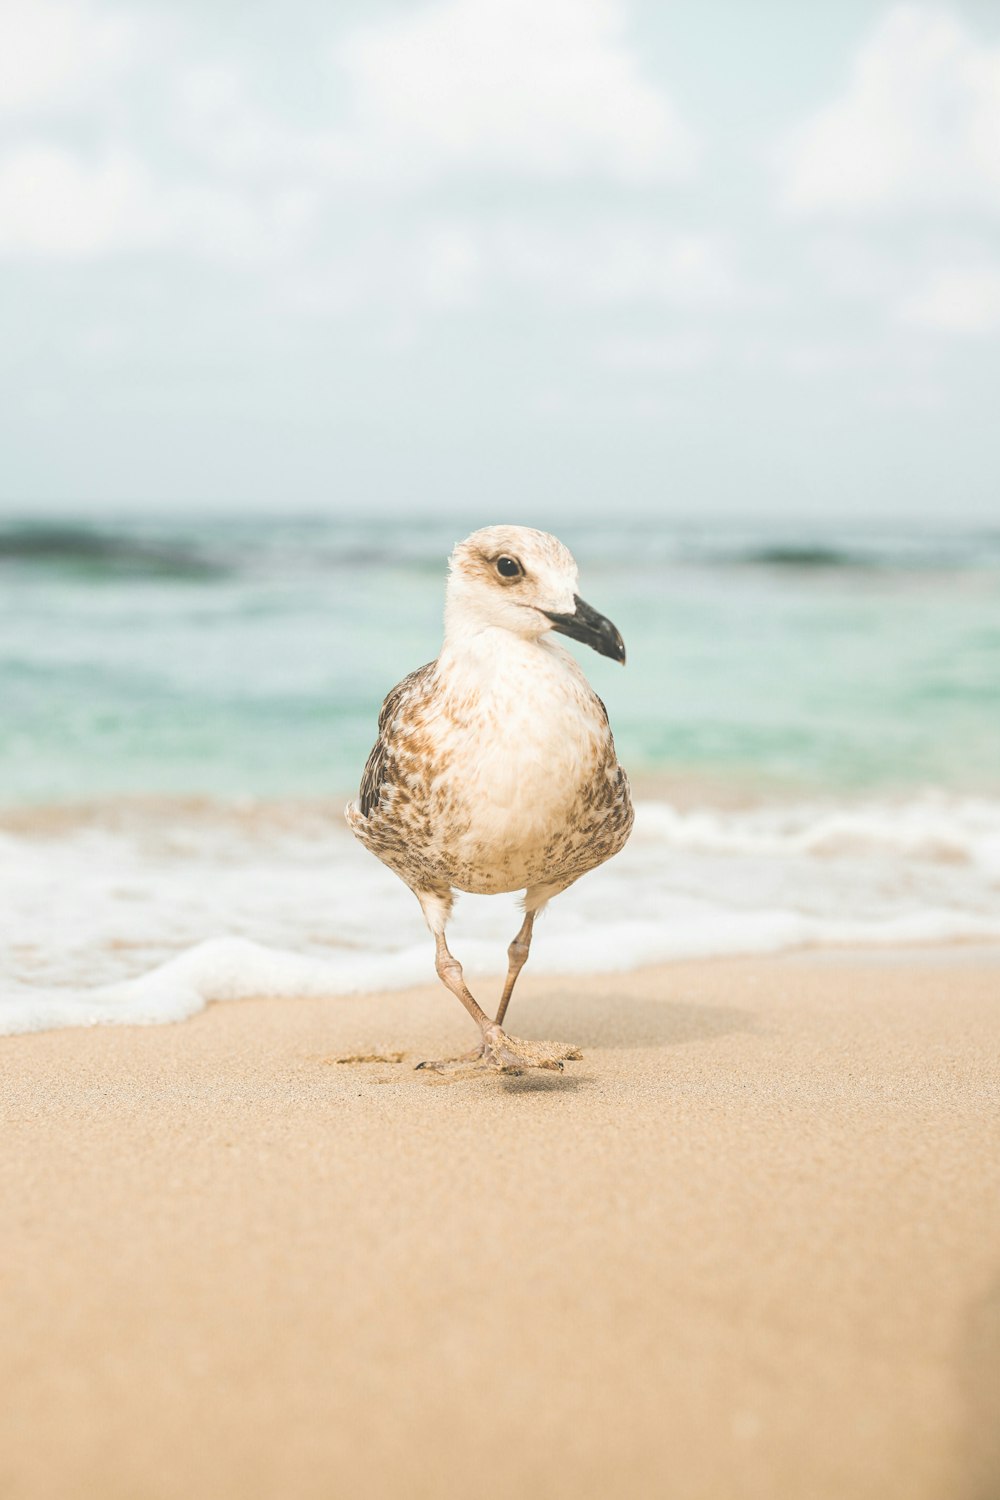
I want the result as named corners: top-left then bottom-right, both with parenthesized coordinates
top-left (2, 514), bottom-right (998, 803)
top-left (4, 513), bottom-right (1000, 1033)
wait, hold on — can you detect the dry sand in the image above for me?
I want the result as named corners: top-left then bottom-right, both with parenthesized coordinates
top-left (2, 949), bottom-right (999, 1500)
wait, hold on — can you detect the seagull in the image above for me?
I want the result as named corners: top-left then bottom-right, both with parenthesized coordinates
top-left (346, 525), bottom-right (633, 1072)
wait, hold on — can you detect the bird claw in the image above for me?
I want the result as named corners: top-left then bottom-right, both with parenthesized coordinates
top-left (482, 1026), bottom-right (582, 1074)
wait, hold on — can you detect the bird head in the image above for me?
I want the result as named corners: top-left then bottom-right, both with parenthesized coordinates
top-left (445, 525), bottom-right (626, 664)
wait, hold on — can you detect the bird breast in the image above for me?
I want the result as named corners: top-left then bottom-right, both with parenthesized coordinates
top-left (430, 638), bottom-right (612, 889)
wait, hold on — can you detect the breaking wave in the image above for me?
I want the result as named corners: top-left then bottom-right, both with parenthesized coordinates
top-left (3, 793), bottom-right (998, 1037)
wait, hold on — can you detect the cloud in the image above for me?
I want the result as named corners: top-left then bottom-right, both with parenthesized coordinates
top-left (0, 145), bottom-right (158, 255)
top-left (778, 5), bottom-right (1000, 216)
top-left (802, 229), bottom-right (1000, 338)
top-left (283, 220), bottom-right (737, 321)
top-left (490, 223), bottom-right (736, 305)
top-left (0, 0), bottom-right (697, 267)
top-left (0, 0), bottom-right (137, 117)
top-left (174, 0), bottom-right (696, 187)
top-left (0, 142), bottom-right (300, 260)
top-left (899, 261), bottom-right (1000, 333)
top-left (333, 0), bottom-right (696, 183)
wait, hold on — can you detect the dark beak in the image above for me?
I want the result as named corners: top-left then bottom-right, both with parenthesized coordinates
top-left (543, 594), bottom-right (626, 664)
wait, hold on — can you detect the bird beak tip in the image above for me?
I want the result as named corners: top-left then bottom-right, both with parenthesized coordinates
top-left (544, 596), bottom-right (626, 665)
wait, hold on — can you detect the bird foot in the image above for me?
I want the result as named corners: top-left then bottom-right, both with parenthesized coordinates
top-left (415, 1031), bottom-right (582, 1075)
top-left (481, 1026), bottom-right (582, 1074)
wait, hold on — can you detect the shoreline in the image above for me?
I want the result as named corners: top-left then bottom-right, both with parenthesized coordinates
top-left (3, 948), bottom-right (998, 1499)
top-left (4, 936), bottom-right (1000, 1041)
top-left (5, 788), bottom-right (1000, 1040)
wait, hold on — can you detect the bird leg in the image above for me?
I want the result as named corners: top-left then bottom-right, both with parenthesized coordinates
top-left (494, 910), bottom-right (536, 1028)
top-left (486, 907), bottom-right (580, 1068)
top-left (414, 932), bottom-right (494, 1071)
top-left (485, 900), bottom-right (578, 1068)
top-left (431, 931), bottom-right (494, 1029)
top-left (417, 926), bottom-right (579, 1075)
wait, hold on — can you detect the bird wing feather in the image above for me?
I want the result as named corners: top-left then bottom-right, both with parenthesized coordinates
top-left (357, 661), bottom-right (436, 818)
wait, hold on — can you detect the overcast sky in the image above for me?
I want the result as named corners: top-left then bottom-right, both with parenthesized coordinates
top-left (1, 0), bottom-right (999, 520)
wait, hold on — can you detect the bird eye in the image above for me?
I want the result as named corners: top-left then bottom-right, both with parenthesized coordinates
top-left (496, 556), bottom-right (522, 579)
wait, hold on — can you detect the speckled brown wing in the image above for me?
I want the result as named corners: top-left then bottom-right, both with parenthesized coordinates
top-left (357, 662), bottom-right (436, 818)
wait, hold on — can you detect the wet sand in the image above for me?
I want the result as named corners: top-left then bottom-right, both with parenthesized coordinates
top-left (2, 949), bottom-right (999, 1500)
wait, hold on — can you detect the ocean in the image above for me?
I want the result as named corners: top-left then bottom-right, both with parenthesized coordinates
top-left (3, 513), bottom-right (999, 1034)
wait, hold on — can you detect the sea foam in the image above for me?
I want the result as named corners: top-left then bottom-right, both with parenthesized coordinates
top-left (2, 794), bottom-right (1000, 1037)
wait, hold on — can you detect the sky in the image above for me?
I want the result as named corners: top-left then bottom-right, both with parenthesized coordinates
top-left (1, 0), bottom-right (999, 521)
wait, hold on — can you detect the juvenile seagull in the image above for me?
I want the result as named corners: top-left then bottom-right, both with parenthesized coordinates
top-left (346, 526), bottom-right (633, 1072)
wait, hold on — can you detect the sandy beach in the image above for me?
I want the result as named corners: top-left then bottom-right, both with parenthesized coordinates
top-left (2, 948), bottom-right (998, 1500)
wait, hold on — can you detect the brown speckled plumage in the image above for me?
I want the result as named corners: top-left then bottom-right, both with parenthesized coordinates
top-left (348, 658), bottom-right (632, 899)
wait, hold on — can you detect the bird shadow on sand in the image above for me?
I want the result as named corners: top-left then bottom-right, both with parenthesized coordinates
top-left (515, 985), bottom-right (759, 1053)
top-left (412, 1066), bottom-right (592, 1096)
